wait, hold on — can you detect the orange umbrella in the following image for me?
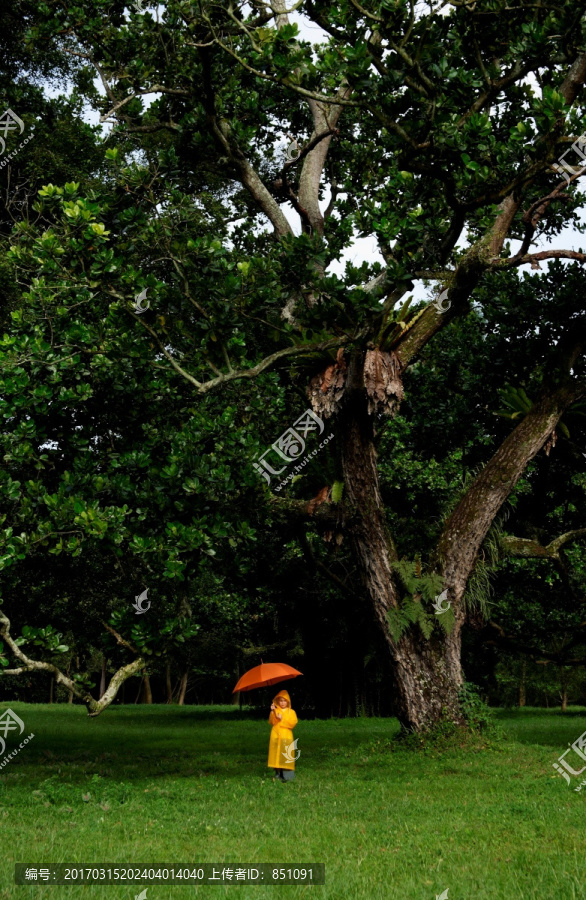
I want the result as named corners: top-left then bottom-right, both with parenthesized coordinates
top-left (232, 662), bottom-right (303, 693)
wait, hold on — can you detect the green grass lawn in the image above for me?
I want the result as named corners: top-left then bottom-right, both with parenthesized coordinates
top-left (0, 703), bottom-right (584, 899)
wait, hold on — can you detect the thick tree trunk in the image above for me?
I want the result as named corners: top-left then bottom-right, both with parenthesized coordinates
top-left (49, 676), bottom-right (54, 704)
top-left (178, 671), bottom-right (188, 705)
top-left (339, 356), bottom-right (464, 731)
top-left (314, 338), bottom-right (582, 729)
top-left (392, 630), bottom-right (464, 730)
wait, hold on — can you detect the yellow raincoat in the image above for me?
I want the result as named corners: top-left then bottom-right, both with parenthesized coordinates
top-left (267, 689), bottom-right (298, 771)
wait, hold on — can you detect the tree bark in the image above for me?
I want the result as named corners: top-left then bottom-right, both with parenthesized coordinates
top-left (339, 353), bottom-right (464, 731)
top-left (49, 676), bottom-right (54, 704)
top-left (310, 339), bottom-right (585, 730)
top-left (140, 671), bottom-right (153, 704)
top-left (165, 661), bottom-right (173, 704)
top-left (437, 384), bottom-right (581, 604)
top-left (178, 671), bottom-right (188, 705)
top-left (519, 659), bottom-right (526, 707)
top-left (99, 656), bottom-right (107, 699)
top-left (561, 667), bottom-right (568, 712)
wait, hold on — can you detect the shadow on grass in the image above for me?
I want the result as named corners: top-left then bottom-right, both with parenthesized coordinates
top-left (495, 706), bottom-right (586, 720)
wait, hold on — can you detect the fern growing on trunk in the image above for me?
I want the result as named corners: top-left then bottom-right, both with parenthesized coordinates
top-left (387, 558), bottom-right (453, 642)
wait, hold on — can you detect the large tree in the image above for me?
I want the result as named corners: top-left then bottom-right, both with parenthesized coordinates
top-left (3, 0), bottom-right (586, 728)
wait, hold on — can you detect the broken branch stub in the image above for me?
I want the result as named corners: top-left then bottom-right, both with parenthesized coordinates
top-left (363, 349), bottom-right (404, 415)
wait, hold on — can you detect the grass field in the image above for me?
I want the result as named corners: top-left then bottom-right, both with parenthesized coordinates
top-left (0, 703), bottom-right (585, 899)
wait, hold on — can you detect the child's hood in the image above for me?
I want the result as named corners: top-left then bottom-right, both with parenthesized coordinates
top-left (273, 689), bottom-right (291, 708)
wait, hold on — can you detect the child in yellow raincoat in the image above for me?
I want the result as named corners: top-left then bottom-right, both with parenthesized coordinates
top-left (268, 689), bottom-right (298, 782)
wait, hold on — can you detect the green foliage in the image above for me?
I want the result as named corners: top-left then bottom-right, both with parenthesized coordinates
top-left (18, 625), bottom-right (69, 654)
top-left (495, 385), bottom-right (534, 420)
top-left (458, 682), bottom-right (494, 732)
top-left (330, 480), bottom-right (344, 504)
top-left (387, 558), bottom-right (448, 641)
top-left (462, 513), bottom-right (505, 619)
top-left (108, 610), bottom-right (200, 658)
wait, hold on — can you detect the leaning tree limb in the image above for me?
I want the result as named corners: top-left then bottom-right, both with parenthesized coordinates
top-left (0, 610), bottom-right (145, 717)
top-left (436, 380), bottom-right (586, 618)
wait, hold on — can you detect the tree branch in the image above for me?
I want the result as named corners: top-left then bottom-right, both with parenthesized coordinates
top-left (298, 87), bottom-right (352, 237)
top-left (0, 610), bottom-right (145, 717)
top-left (494, 250), bottom-right (586, 270)
top-left (437, 380), bottom-right (586, 609)
top-left (101, 621), bottom-right (140, 655)
top-left (500, 529), bottom-right (586, 559)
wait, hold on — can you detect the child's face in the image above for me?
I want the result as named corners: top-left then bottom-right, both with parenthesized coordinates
top-left (277, 698), bottom-right (287, 708)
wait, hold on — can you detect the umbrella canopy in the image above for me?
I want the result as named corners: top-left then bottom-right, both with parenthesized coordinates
top-left (232, 662), bottom-right (303, 693)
